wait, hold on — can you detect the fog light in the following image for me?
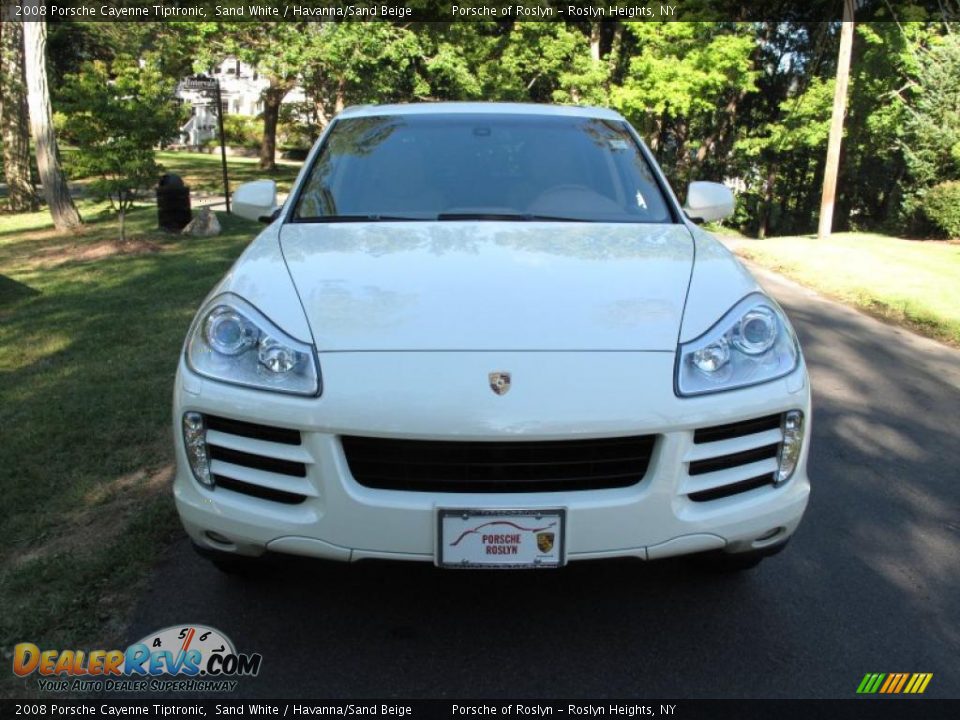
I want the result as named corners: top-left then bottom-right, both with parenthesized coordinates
top-left (776, 410), bottom-right (804, 486)
top-left (182, 412), bottom-right (214, 488)
top-left (755, 527), bottom-right (783, 542)
top-left (205, 531), bottom-right (232, 545)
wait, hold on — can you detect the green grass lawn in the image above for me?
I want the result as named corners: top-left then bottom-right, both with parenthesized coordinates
top-left (155, 150), bottom-right (302, 195)
top-left (726, 232), bottom-right (960, 346)
top-left (0, 201), bottom-right (260, 696)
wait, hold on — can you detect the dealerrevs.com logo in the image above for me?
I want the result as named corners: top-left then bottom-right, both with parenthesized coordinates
top-left (13, 625), bottom-right (262, 693)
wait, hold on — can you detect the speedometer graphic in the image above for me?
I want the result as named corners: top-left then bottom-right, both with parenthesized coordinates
top-left (132, 624), bottom-right (235, 675)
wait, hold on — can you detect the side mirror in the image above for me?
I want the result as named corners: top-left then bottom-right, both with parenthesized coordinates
top-left (683, 181), bottom-right (734, 223)
top-left (232, 180), bottom-right (278, 223)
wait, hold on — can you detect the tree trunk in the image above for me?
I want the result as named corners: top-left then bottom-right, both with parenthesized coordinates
top-left (315, 102), bottom-right (331, 130)
top-left (334, 77), bottom-right (346, 114)
top-left (22, 13), bottom-right (81, 230)
top-left (607, 23), bottom-right (624, 86)
top-left (590, 23), bottom-right (601, 63)
top-left (1, 11), bottom-right (37, 211)
top-left (259, 82), bottom-right (285, 171)
top-left (757, 163), bottom-right (778, 240)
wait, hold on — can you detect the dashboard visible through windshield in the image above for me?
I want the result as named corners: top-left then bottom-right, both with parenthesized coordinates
top-left (292, 113), bottom-right (675, 224)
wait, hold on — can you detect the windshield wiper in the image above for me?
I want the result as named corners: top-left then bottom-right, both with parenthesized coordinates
top-left (297, 212), bottom-right (597, 223)
top-left (295, 214), bottom-right (429, 223)
top-left (436, 212), bottom-right (590, 222)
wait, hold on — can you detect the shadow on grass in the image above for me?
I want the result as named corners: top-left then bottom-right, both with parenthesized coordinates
top-left (0, 275), bottom-right (40, 305)
top-left (0, 207), bottom-right (263, 655)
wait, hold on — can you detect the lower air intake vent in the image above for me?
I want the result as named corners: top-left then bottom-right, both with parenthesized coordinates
top-left (685, 414), bottom-right (785, 502)
top-left (342, 435), bottom-right (657, 493)
top-left (203, 414), bottom-right (311, 504)
top-left (213, 476), bottom-right (307, 505)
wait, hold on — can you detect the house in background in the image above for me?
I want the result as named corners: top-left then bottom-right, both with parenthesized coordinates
top-left (175, 58), bottom-right (306, 147)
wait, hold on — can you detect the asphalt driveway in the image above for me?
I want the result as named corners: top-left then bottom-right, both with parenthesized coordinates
top-left (126, 264), bottom-right (960, 699)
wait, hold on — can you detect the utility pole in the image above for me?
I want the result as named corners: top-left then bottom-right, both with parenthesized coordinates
top-left (818, 0), bottom-right (855, 240)
top-left (214, 78), bottom-right (231, 214)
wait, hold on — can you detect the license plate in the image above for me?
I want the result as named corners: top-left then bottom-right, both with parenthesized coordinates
top-left (437, 509), bottom-right (565, 568)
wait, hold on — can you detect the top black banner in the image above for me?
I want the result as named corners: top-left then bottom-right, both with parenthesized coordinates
top-left (5, 0), bottom-right (959, 23)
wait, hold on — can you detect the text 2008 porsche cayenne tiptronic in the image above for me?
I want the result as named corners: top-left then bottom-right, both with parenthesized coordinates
top-left (174, 103), bottom-right (810, 573)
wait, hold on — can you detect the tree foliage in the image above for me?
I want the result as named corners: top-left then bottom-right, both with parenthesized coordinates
top-left (922, 180), bottom-right (960, 238)
top-left (33, 17), bottom-right (960, 238)
top-left (58, 59), bottom-right (184, 238)
top-left (189, 23), bottom-right (311, 170)
top-left (612, 23), bottom-right (758, 189)
top-left (900, 33), bottom-right (960, 224)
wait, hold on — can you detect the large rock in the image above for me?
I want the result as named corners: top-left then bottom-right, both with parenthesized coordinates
top-left (182, 207), bottom-right (222, 237)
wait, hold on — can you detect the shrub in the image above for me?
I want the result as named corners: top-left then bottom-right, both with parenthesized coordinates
top-left (222, 115), bottom-right (261, 149)
top-left (278, 102), bottom-right (318, 151)
top-left (922, 181), bottom-right (960, 239)
top-left (278, 120), bottom-right (317, 152)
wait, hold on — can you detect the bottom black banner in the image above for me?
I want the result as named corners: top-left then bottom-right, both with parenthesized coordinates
top-left (1, 700), bottom-right (958, 720)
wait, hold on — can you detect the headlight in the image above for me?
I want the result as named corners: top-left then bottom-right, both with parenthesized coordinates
top-left (186, 294), bottom-right (321, 396)
top-left (676, 293), bottom-right (799, 397)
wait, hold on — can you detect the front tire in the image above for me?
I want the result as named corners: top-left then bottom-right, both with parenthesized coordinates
top-left (691, 539), bottom-right (790, 573)
top-left (191, 543), bottom-right (264, 576)
top-left (702, 551), bottom-right (765, 572)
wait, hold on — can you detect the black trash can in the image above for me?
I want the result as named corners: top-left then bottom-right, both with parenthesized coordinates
top-left (157, 174), bottom-right (192, 232)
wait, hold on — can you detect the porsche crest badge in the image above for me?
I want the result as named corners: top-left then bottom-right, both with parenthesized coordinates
top-left (488, 371), bottom-right (511, 396)
top-left (536, 532), bottom-right (555, 554)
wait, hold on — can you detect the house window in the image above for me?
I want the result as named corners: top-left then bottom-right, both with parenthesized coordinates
top-left (221, 101), bottom-right (228, 116)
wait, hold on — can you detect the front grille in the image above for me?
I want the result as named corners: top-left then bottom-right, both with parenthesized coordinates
top-left (684, 414), bottom-right (784, 502)
top-left (341, 435), bottom-right (657, 493)
top-left (202, 414), bottom-right (312, 504)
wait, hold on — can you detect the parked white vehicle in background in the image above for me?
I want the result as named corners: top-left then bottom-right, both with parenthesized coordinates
top-left (174, 103), bottom-right (810, 573)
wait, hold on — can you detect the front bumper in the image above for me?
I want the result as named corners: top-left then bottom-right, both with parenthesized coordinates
top-left (173, 351), bottom-right (811, 564)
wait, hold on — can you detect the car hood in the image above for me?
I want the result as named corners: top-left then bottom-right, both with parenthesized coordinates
top-left (279, 222), bottom-right (694, 351)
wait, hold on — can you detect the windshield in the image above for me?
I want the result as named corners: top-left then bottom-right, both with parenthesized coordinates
top-left (292, 113), bottom-right (674, 224)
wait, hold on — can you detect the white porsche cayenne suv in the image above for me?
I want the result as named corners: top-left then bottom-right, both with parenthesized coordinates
top-left (173, 103), bottom-right (810, 573)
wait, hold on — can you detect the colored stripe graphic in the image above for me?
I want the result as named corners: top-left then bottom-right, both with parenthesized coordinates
top-left (857, 673), bottom-right (932, 694)
top-left (879, 674), bottom-right (895, 693)
top-left (856, 673), bottom-right (886, 694)
top-left (893, 673), bottom-right (909, 693)
top-left (906, 673), bottom-right (933, 693)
